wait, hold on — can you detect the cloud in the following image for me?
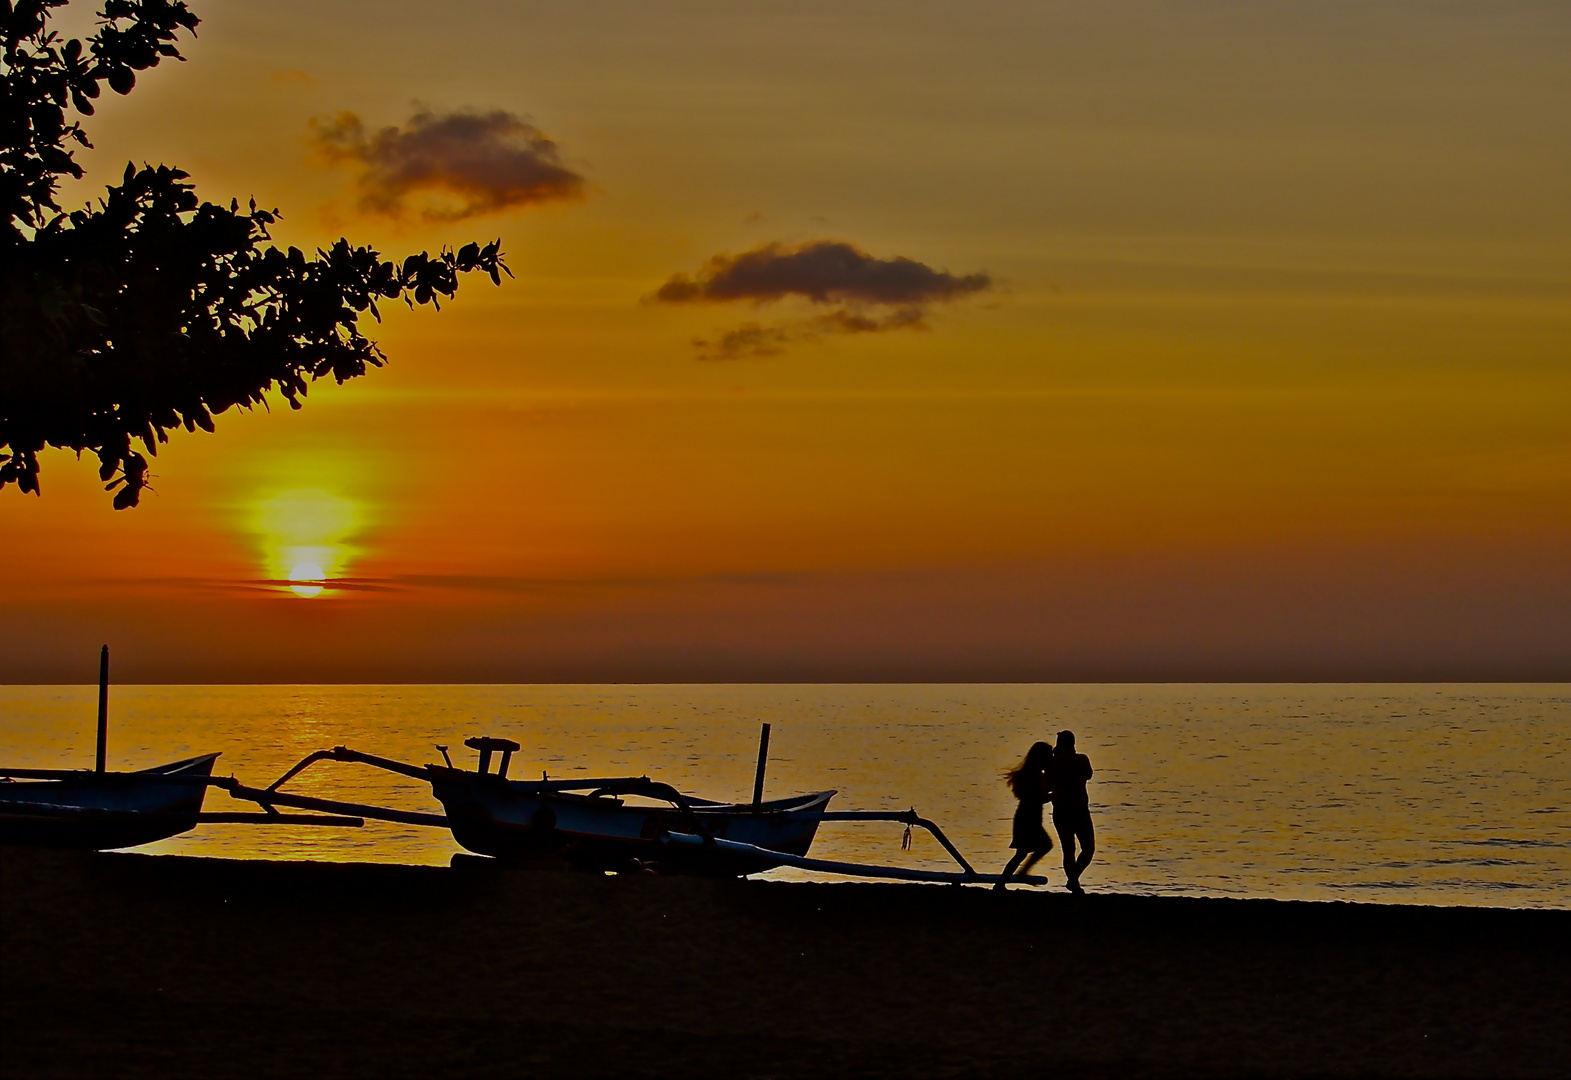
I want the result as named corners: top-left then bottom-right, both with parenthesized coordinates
top-left (313, 108), bottom-right (585, 221)
top-left (694, 307), bottom-right (929, 361)
top-left (654, 240), bottom-right (990, 359)
top-left (654, 240), bottom-right (989, 306)
top-left (695, 322), bottom-right (794, 361)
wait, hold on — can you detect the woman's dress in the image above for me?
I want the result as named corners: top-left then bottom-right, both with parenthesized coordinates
top-left (1009, 772), bottom-right (1051, 851)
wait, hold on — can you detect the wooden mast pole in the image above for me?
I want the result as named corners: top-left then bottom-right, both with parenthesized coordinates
top-left (752, 722), bottom-right (771, 807)
top-left (96, 645), bottom-right (109, 774)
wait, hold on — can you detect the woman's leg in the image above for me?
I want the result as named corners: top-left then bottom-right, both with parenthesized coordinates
top-left (995, 849), bottom-right (1026, 889)
top-left (1020, 846), bottom-right (1050, 874)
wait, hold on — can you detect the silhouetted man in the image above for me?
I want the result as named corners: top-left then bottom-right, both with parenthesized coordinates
top-left (1049, 730), bottom-right (1094, 894)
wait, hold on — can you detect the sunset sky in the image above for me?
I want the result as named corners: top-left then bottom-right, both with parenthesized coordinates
top-left (4, 0), bottom-right (1568, 682)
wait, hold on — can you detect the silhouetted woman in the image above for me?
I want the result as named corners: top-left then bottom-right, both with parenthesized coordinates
top-left (996, 741), bottom-right (1054, 890)
top-left (1049, 729), bottom-right (1095, 894)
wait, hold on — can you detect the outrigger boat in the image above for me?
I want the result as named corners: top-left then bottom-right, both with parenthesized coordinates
top-left (0, 647), bottom-right (362, 850)
top-left (229, 725), bottom-right (1047, 886)
top-left (7, 651), bottom-right (1042, 883)
top-left (238, 737), bottom-right (835, 876)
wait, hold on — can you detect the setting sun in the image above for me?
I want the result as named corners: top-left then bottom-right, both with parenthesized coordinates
top-left (288, 563), bottom-right (326, 598)
top-left (255, 489), bottom-right (360, 597)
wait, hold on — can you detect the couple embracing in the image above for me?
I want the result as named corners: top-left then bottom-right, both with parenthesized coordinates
top-left (997, 730), bottom-right (1094, 893)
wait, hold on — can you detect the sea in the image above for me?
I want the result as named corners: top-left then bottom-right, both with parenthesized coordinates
top-left (2, 683), bottom-right (1567, 908)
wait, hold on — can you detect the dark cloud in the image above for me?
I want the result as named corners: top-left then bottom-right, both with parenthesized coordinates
top-left (654, 240), bottom-right (990, 306)
top-left (816, 306), bottom-right (927, 334)
top-left (694, 307), bottom-right (928, 361)
top-left (696, 322), bottom-right (794, 361)
top-left (313, 109), bottom-right (585, 221)
top-left (657, 240), bottom-right (989, 359)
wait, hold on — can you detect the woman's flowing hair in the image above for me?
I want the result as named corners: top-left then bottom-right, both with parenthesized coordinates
top-left (1005, 741), bottom-right (1053, 799)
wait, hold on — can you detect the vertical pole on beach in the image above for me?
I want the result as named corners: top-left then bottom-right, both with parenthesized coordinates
top-left (752, 723), bottom-right (771, 807)
top-left (95, 644), bottom-right (109, 774)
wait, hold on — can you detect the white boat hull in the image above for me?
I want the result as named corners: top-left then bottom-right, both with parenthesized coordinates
top-left (0, 754), bottom-right (219, 850)
top-left (431, 777), bottom-right (836, 875)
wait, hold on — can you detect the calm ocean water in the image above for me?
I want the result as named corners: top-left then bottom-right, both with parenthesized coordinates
top-left (2, 684), bottom-right (1567, 908)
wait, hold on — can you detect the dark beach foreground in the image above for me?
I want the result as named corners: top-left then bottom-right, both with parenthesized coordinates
top-left (2, 847), bottom-right (1566, 1079)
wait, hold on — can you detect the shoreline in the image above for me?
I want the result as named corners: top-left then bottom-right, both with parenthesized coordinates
top-left (4, 847), bottom-right (1568, 1078)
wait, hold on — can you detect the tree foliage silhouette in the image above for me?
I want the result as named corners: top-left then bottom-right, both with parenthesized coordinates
top-left (1, 0), bottom-right (509, 507)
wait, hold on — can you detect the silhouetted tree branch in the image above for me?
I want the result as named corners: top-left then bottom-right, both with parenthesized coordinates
top-left (1, 0), bottom-right (509, 507)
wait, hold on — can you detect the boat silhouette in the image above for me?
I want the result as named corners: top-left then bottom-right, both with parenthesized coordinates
top-left (0, 647), bottom-right (362, 849)
top-left (0, 753), bottom-right (221, 849)
top-left (231, 726), bottom-right (1045, 884)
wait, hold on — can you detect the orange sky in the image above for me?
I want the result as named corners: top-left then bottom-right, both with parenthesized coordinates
top-left (4, 0), bottom-right (1568, 681)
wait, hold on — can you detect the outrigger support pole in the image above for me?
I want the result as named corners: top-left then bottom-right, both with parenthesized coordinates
top-left (584, 777), bottom-right (716, 845)
top-left (195, 812), bottom-right (365, 827)
top-left (247, 746), bottom-right (713, 841)
top-left (780, 810), bottom-right (978, 878)
top-left (264, 746), bottom-right (436, 791)
top-left (248, 746), bottom-right (992, 868)
top-left (663, 832), bottom-right (1046, 886)
top-left (229, 783), bottom-right (449, 828)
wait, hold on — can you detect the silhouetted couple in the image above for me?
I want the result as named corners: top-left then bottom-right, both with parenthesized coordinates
top-left (997, 730), bottom-right (1094, 893)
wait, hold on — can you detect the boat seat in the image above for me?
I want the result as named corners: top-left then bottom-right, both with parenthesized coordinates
top-left (464, 737), bottom-right (522, 778)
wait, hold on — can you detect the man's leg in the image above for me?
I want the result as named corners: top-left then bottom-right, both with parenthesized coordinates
top-left (1054, 815), bottom-right (1078, 886)
top-left (1072, 813), bottom-right (1095, 882)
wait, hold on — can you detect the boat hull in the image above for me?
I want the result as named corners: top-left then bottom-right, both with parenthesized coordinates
top-left (0, 754), bottom-right (219, 850)
top-left (431, 777), bottom-right (835, 875)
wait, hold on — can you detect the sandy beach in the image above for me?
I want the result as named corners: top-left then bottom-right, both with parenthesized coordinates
top-left (2, 847), bottom-right (1566, 1078)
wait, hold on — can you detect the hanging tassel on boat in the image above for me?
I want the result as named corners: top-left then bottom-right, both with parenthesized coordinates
top-left (901, 824), bottom-right (913, 851)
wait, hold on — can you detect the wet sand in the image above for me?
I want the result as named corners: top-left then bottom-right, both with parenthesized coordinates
top-left (2, 847), bottom-right (1566, 1079)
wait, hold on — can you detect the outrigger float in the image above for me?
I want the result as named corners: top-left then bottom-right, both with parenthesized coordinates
top-left (227, 724), bottom-right (1047, 886)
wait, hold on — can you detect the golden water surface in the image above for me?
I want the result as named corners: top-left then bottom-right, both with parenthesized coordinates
top-left (2, 684), bottom-right (1566, 907)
